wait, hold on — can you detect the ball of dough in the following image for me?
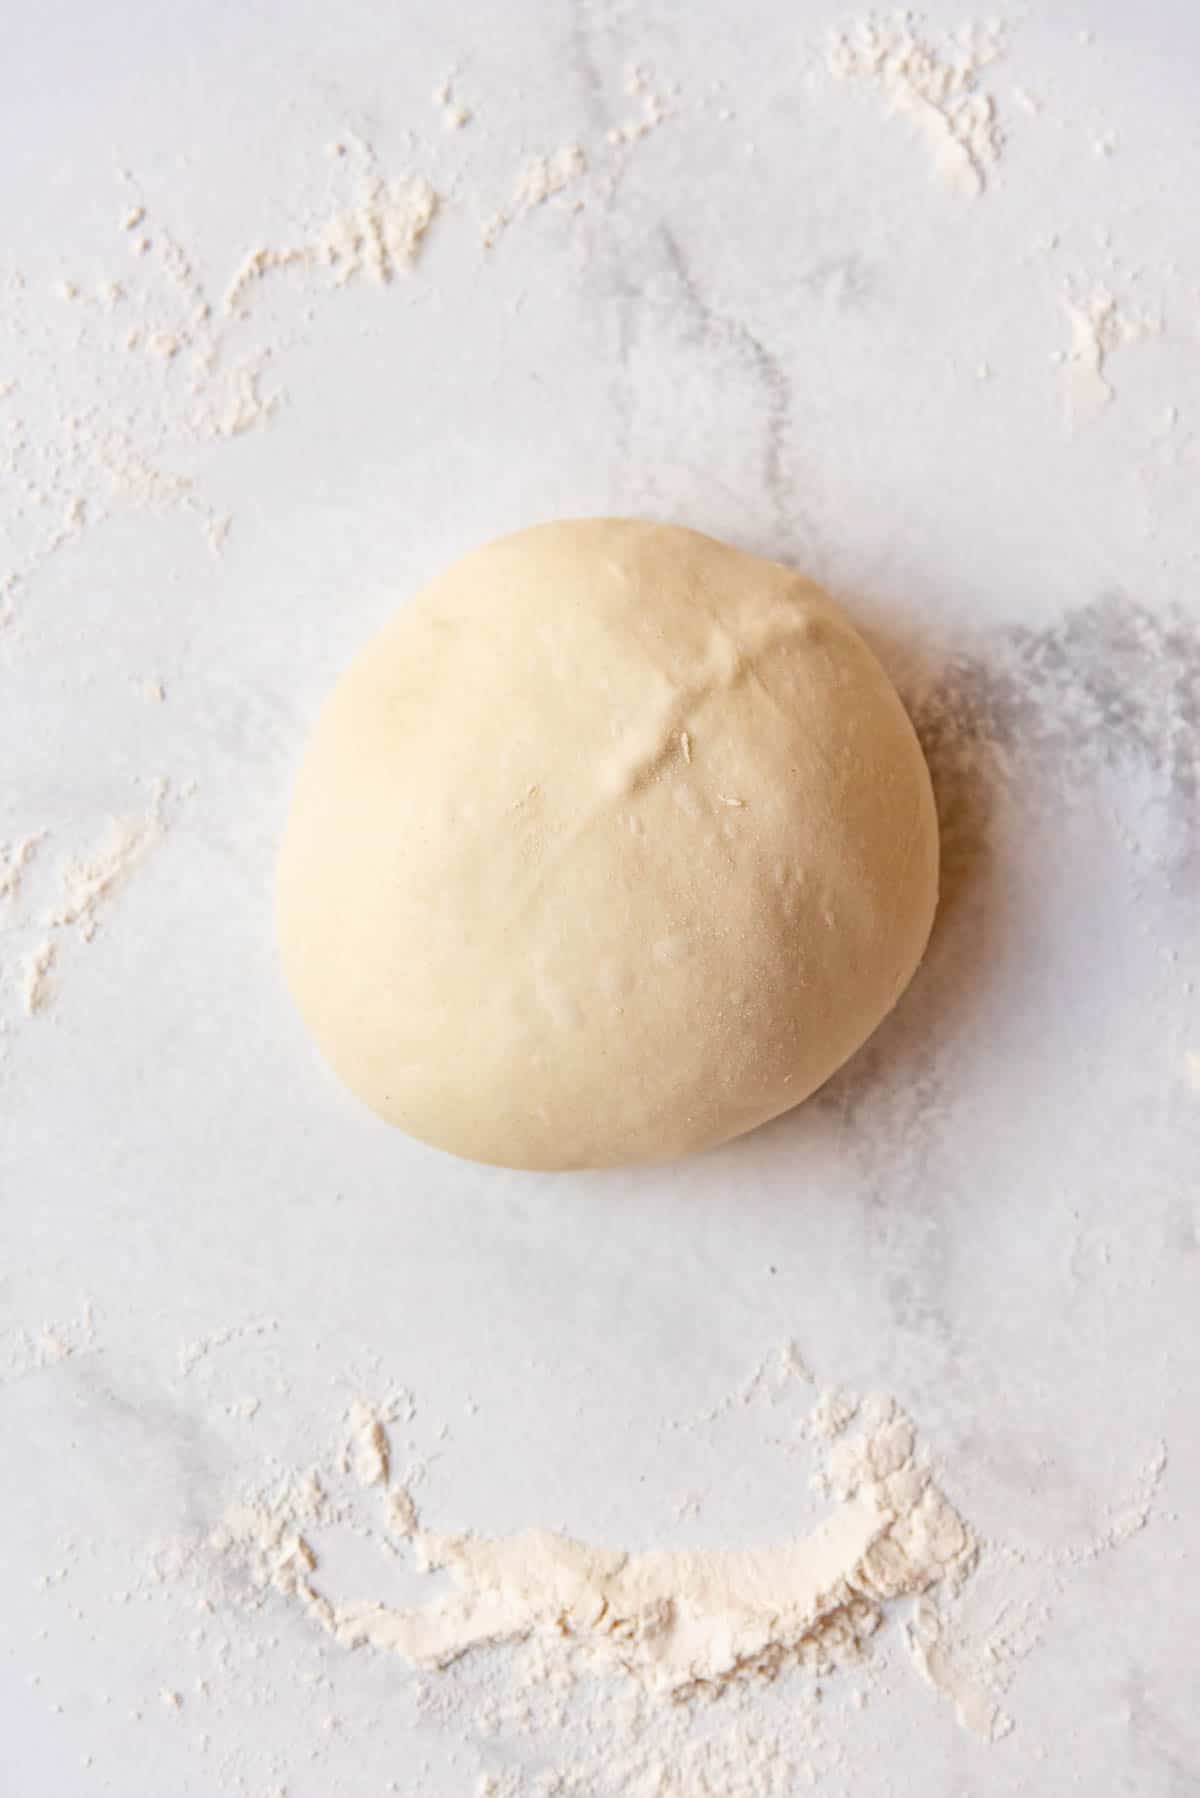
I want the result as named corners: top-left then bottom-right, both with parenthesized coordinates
top-left (277, 520), bottom-right (938, 1169)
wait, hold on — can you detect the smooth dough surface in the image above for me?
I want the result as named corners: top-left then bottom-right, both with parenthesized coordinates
top-left (277, 520), bottom-right (938, 1169)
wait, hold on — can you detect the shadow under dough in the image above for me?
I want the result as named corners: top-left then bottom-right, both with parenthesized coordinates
top-left (742, 587), bottom-right (1200, 1171)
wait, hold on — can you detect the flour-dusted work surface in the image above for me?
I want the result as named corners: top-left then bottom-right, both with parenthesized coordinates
top-left (2, 0), bottom-right (1199, 1792)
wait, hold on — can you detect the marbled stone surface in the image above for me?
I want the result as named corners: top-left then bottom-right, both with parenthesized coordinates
top-left (1, 2), bottom-right (1197, 1793)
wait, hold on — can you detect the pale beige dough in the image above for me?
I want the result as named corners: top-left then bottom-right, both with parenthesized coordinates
top-left (277, 519), bottom-right (938, 1169)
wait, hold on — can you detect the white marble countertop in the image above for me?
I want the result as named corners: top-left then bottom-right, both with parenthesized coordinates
top-left (2, 2), bottom-right (1198, 1793)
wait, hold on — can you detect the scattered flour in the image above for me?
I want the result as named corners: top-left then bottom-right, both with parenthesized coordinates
top-left (0, 200), bottom-right (259, 632)
top-left (225, 148), bottom-right (439, 314)
top-left (606, 63), bottom-right (672, 147)
top-left (0, 1297), bottom-right (96, 1384)
top-left (52, 779), bottom-right (166, 942)
top-left (11, 1333), bottom-right (1172, 1796)
top-left (120, 1347), bottom-right (1162, 1794)
top-left (432, 77), bottom-right (473, 131)
top-left (388, 1485), bottom-right (419, 1538)
top-left (827, 14), bottom-right (1007, 195)
top-left (2, 785), bottom-right (173, 1020)
top-left (186, 1362), bottom-right (985, 1795)
top-left (19, 937), bottom-right (56, 1015)
top-left (0, 41), bottom-right (662, 638)
top-left (0, 833), bottom-right (41, 903)
top-left (179, 1315), bottom-right (279, 1378)
top-left (514, 146), bottom-right (587, 211)
top-left (1059, 283), bottom-right (1160, 424)
top-left (1057, 1442), bottom-right (1168, 1564)
top-left (340, 1399), bottom-right (972, 1699)
top-left (686, 1338), bottom-right (813, 1427)
top-left (906, 1593), bottom-right (1020, 1740)
top-left (344, 1399), bottom-right (391, 1488)
top-left (223, 1394), bottom-right (262, 1421)
top-left (196, 350), bottom-right (281, 439)
top-left (0, 123), bottom-right (449, 644)
top-left (483, 147), bottom-right (588, 249)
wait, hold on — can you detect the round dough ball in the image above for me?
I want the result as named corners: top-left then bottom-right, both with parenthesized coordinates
top-left (277, 520), bottom-right (938, 1169)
